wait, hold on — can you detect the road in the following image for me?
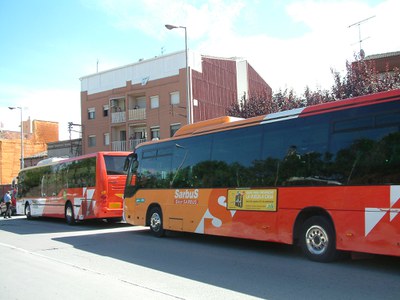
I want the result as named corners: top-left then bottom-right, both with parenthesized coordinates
top-left (0, 216), bottom-right (399, 300)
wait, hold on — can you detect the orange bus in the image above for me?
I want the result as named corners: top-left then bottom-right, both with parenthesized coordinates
top-left (16, 151), bottom-right (130, 224)
top-left (123, 89), bottom-right (400, 262)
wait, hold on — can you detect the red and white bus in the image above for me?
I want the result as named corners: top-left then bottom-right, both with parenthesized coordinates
top-left (16, 151), bottom-right (130, 224)
top-left (123, 89), bottom-right (400, 262)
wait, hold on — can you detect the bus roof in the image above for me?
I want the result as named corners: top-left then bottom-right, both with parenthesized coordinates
top-left (36, 157), bottom-right (68, 166)
top-left (263, 88), bottom-right (400, 124)
top-left (19, 151), bottom-right (131, 172)
top-left (132, 89), bottom-right (400, 150)
top-left (173, 116), bottom-right (245, 137)
top-left (171, 89), bottom-right (400, 138)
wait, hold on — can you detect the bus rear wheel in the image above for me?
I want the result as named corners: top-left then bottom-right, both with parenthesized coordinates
top-left (149, 207), bottom-right (165, 237)
top-left (65, 202), bottom-right (76, 225)
top-left (300, 216), bottom-right (337, 262)
top-left (25, 203), bottom-right (32, 220)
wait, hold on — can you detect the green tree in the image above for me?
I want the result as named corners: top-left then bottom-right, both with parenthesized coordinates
top-left (227, 54), bottom-right (400, 118)
top-left (226, 91), bottom-right (272, 118)
top-left (227, 89), bottom-right (306, 118)
top-left (331, 54), bottom-right (400, 99)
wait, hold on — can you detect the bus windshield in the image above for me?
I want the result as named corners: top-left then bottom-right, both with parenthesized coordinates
top-left (104, 155), bottom-right (128, 175)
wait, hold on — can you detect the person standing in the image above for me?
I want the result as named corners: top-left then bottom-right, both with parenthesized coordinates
top-left (3, 191), bottom-right (12, 219)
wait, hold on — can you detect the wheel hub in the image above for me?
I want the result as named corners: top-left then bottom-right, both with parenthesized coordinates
top-left (306, 225), bottom-right (329, 255)
top-left (151, 213), bottom-right (161, 232)
top-left (66, 206), bottom-right (72, 217)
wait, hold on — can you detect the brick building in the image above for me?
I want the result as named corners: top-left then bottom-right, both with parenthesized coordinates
top-left (0, 119), bottom-right (58, 184)
top-left (80, 50), bottom-right (271, 154)
top-left (364, 50), bottom-right (400, 72)
top-left (47, 138), bottom-right (82, 158)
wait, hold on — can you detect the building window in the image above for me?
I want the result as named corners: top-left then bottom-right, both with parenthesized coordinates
top-left (170, 123), bottom-right (181, 137)
top-left (104, 133), bottom-right (110, 146)
top-left (88, 108), bottom-right (95, 120)
top-left (111, 98), bottom-right (125, 112)
top-left (88, 135), bottom-right (96, 147)
top-left (151, 127), bottom-right (160, 140)
top-left (103, 105), bottom-right (109, 117)
top-left (170, 91), bottom-right (180, 105)
top-left (150, 95), bottom-right (159, 109)
top-left (130, 129), bottom-right (146, 140)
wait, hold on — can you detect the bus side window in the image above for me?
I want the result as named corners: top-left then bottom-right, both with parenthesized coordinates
top-left (330, 126), bottom-right (400, 184)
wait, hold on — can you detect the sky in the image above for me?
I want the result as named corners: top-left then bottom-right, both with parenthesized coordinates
top-left (0, 0), bottom-right (399, 140)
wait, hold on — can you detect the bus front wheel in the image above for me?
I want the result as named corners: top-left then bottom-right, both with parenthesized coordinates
top-left (65, 202), bottom-right (76, 225)
top-left (149, 207), bottom-right (165, 237)
top-left (300, 216), bottom-right (337, 262)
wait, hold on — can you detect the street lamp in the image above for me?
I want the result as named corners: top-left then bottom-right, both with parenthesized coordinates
top-left (8, 106), bottom-right (24, 169)
top-left (165, 24), bottom-right (192, 124)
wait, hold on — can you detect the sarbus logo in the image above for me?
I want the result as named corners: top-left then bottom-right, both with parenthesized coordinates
top-left (174, 189), bottom-right (199, 205)
top-left (175, 189), bottom-right (199, 199)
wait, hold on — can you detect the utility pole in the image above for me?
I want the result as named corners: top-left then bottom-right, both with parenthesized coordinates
top-left (68, 122), bottom-right (82, 156)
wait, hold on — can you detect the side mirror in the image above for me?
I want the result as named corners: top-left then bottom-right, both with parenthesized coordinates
top-left (123, 157), bottom-right (130, 172)
top-left (124, 153), bottom-right (137, 171)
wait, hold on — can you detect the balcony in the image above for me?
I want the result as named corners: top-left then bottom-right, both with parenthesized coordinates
top-left (112, 138), bottom-right (146, 151)
top-left (129, 108), bottom-right (146, 121)
top-left (130, 138), bottom-right (146, 149)
top-left (111, 111), bottom-right (126, 124)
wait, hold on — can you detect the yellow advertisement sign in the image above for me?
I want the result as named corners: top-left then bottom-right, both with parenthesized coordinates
top-left (227, 189), bottom-right (277, 211)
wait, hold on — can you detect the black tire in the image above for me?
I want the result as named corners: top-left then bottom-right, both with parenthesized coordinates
top-left (300, 216), bottom-right (337, 262)
top-left (65, 202), bottom-right (76, 225)
top-left (106, 217), bottom-right (123, 223)
top-left (148, 207), bottom-right (165, 237)
top-left (25, 203), bottom-right (32, 220)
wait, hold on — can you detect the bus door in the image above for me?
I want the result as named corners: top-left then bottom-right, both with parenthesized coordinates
top-left (41, 165), bottom-right (63, 216)
top-left (123, 153), bottom-right (138, 199)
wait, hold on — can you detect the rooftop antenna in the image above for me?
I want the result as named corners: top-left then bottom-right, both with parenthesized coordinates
top-left (348, 15), bottom-right (375, 59)
top-left (96, 59), bottom-right (99, 73)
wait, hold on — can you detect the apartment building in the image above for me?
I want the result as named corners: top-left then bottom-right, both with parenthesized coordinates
top-left (80, 50), bottom-right (271, 154)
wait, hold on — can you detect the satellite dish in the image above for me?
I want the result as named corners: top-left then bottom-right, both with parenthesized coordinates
top-left (360, 49), bottom-right (365, 59)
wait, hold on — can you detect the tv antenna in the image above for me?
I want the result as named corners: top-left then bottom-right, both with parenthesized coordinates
top-left (348, 15), bottom-right (375, 59)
